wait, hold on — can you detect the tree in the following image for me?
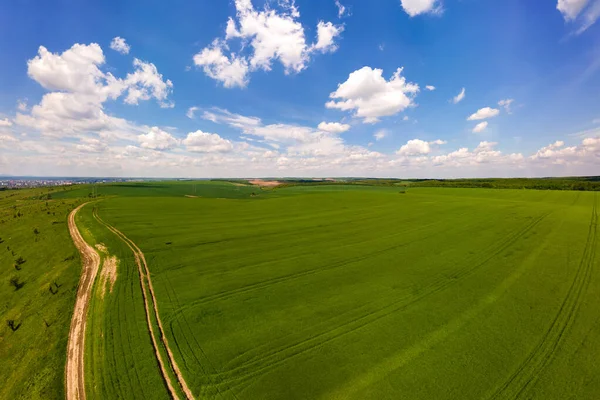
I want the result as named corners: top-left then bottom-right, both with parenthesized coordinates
top-left (9, 276), bottom-right (24, 290)
top-left (33, 228), bottom-right (40, 235)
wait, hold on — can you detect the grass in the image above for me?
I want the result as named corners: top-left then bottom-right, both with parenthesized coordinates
top-left (0, 188), bottom-right (82, 399)
top-left (75, 184), bottom-right (600, 399)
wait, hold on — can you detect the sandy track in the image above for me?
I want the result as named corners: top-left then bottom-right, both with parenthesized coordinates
top-left (93, 209), bottom-right (195, 400)
top-left (65, 203), bottom-right (101, 400)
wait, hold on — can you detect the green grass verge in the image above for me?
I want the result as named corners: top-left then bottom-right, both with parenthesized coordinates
top-left (0, 188), bottom-right (82, 399)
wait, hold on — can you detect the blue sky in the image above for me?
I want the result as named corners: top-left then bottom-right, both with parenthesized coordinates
top-left (0, 0), bottom-right (599, 178)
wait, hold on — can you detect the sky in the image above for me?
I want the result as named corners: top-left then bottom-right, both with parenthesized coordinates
top-left (0, 0), bottom-right (599, 178)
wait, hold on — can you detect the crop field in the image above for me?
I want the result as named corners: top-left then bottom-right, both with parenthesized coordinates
top-left (70, 183), bottom-right (600, 399)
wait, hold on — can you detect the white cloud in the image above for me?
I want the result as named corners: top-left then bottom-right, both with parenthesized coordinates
top-left (403, 115), bottom-right (409, 121)
top-left (76, 137), bottom-right (108, 153)
top-left (430, 141), bottom-right (523, 168)
top-left (452, 87), bottom-right (466, 104)
top-left (123, 59), bottom-right (174, 108)
top-left (425, 85), bottom-right (436, 91)
top-left (311, 21), bottom-right (344, 53)
top-left (326, 66), bottom-right (419, 123)
top-left (557, 0), bottom-right (600, 34)
top-left (186, 106), bottom-right (199, 119)
top-left (467, 107), bottom-right (500, 121)
top-left (138, 127), bottom-right (180, 150)
top-left (396, 138), bottom-right (444, 156)
top-left (17, 100), bottom-right (28, 112)
top-left (498, 98), bottom-right (514, 113)
top-left (183, 130), bottom-right (234, 153)
top-left (0, 118), bottom-right (12, 127)
top-left (110, 37), bottom-right (131, 54)
top-left (27, 43), bottom-right (118, 97)
top-left (529, 137), bottom-right (600, 166)
top-left (576, 0), bottom-right (600, 33)
top-left (318, 121), bottom-right (350, 133)
top-left (430, 139), bottom-right (447, 145)
top-left (17, 43), bottom-right (173, 140)
top-left (374, 129), bottom-right (388, 141)
top-left (335, 0), bottom-right (347, 17)
top-left (557, 0), bottom-right (590, 20)
top-left (193, 40), bottom-right (250, 88)
top-left (0, 134), bottom-right (19, 145)
top-left (400, 0), bottom-right (441, 17)
top-left (194, 0), bottom-right (342, 87)
top-left (472, 121), bottom-right (488, 133)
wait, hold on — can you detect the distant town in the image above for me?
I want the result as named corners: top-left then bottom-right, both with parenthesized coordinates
top-left (0, 177), bottom-right (145, 189)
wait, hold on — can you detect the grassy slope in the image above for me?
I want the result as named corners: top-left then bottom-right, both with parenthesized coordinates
top-left (91, 186), bottom-right (600, 399)
top-left (0, 188), bottom-right (82, 399)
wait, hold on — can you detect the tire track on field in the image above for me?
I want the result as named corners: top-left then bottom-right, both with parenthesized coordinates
top-left (489, 195), bottom-right (597, 400)
top-left (93, 209), bottom-right (195, 400)
top-left (209, 212), bottom-right (551, 393)
top-left (66, 203), bottom-right (101, 400)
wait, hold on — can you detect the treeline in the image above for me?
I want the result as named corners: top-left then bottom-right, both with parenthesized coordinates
top-left (248, 177), bottom-right (600, 191)
top-left (409, 177), bottom-right (600, 191)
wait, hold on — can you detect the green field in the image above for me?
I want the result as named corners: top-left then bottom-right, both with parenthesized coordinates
top-left (74, 183), bottom-right (599, 399)
top-left (0, 188), bottom-right (82, 399)
top-left (3, 182), bottom-right (600, 399)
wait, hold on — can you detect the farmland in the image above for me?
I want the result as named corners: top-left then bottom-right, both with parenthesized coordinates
top-left (78, 183), bottom-right (599, 399)
top-left (2, 181), bottom-right (600, 399)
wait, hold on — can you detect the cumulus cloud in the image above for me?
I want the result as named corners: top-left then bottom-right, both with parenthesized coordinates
top-left (472, 121), bottom-right (488, 133)
top-left (557, 0), bottom-right (590, 20)
top-left (326, 66), bottom-right (419, 123)
top-left (16, 43), bottom-right (173, 139)
top-left (335, 0), bottom-right (347, 17)
top-left (110, 37), bottom-right (131, 54)
top-left (194, 0), bottom-right (342, 87)
top-left (138, 127), bottom-right (180, 150)
top-left (467, 107), bottom-right (500, 121)
top-left (0, 118), bottom-right (12, 127)
top-left (123, 59), bottom-right (174, 108)
top-left (193, 40), bottom-right (250, 88)
top-left (318, 121), bottom-right (350, 133)
top-left (498, 98), bottom-right (514, 113)
top-left (374, 129), bottom-right (388, 141)
top-left (183, 130), bottom-right (234, 153)
top-left (396, 138), bottom-right (445, 156)
top-left (400, 0), bottom-right (441, 17)
top-left (557, 0), bottom-right (600, 34)
top-left (452, 87), bottom-right (465, 104)
top-left (311, 21), bottom-right (344, 53)
top-left (425, 85), bottom-right (436, 91)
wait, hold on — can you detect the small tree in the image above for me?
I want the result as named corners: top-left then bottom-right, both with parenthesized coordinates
top-left (33, 228), bottom-right (40, 235)
top-left (9, 276), bottom-right (24, 291)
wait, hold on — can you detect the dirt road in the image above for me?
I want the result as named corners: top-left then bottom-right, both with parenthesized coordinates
top-left (93, 209), bottom-right (195, 400)
top-left (65, 203), bottom-right (101, 400)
